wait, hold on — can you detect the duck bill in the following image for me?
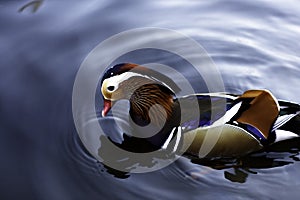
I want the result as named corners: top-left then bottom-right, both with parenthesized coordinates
top-left (102, 99), bottom-right (113, 117)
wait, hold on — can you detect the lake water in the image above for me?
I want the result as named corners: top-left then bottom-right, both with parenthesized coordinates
top-left (1, 0), bottom-right (300, 199)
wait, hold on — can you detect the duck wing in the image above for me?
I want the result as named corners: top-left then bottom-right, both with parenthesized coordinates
top-left (179, 90), bottom-right (280, 158)
top-left (273, 100), bottom-right (300, 132)
top-left (177, 92), bottom-right (237, 132)
top-left (179, 90), bottom-right (288, 142)
top-left (270, 100), bottom-right (300, 142)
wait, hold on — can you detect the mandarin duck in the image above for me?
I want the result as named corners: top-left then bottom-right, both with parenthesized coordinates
top-left (100, 63), bottom-right (300, 158)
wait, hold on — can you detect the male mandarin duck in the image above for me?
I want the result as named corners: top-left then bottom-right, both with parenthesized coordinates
top-left (100, 63), bottom-right (300, 158)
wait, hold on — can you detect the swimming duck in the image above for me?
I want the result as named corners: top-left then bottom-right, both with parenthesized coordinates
top-left (100, 63), bottom-right (300, 158)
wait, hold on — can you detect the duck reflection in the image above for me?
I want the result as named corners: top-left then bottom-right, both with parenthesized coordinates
top-left (188, 137), bottom-right (300, 183)
top-left (98, 134), bottom-right (175, 178)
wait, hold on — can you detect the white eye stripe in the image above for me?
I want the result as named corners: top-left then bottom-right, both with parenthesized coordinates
top-left (105, 72), bottom-right (143, 91)
top-left (105, 72), bottom-right (175, 93)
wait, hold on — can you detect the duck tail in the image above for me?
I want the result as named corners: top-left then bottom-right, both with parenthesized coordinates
top-left (272, 101), bottom-right (300, 142)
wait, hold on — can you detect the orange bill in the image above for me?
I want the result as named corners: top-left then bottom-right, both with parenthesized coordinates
top-left (102, 99), bottom-right (112, 117)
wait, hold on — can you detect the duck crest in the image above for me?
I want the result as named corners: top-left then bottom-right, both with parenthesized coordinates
top-left (102, 63), bottom-right (181, 93)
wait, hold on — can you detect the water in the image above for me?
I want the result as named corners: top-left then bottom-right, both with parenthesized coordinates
top-left (1, 0), bottom-right (300, 199)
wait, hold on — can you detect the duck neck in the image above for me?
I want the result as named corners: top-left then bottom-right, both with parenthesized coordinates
top-left (128, 84), bottom-right (180, 147)
top-left (129, 84), bottom-right (174, 125)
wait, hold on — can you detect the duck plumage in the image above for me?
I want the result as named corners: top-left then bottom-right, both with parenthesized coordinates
top-left (100, 63), bottom-right (300, 158)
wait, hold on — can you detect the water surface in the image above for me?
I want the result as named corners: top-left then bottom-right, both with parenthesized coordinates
top-left (1, 0), bottom-right (300, 199)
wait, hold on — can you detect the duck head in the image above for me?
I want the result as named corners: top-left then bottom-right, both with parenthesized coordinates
top-left (100, 63), bottom-right (182, 147)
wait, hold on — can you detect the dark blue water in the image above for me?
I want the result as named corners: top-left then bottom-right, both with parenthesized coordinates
top-left (1, 0), bottom-right (300, 199)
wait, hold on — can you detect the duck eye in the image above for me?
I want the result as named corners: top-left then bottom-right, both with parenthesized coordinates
top-left (107, 86), bottom-right (115, 92)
